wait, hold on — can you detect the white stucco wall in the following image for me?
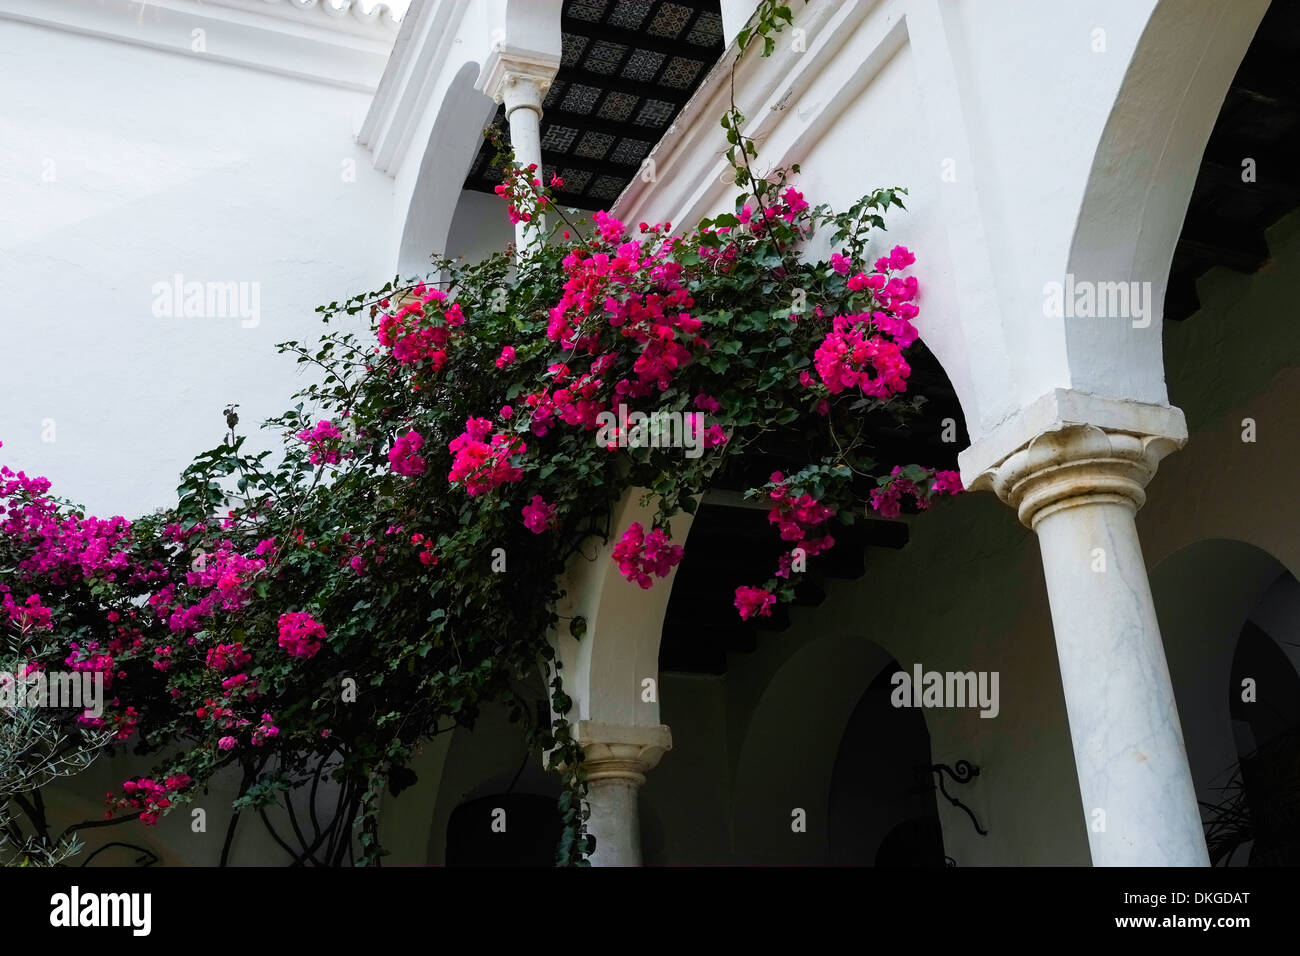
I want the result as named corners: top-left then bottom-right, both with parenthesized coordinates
top-left (0, 17), bottom-right (399, 519)
top-left (446, 189), bottom-right (524, 263)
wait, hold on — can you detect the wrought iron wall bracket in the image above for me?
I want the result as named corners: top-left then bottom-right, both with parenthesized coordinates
top-left (928, 760), bottom-right (988, 837)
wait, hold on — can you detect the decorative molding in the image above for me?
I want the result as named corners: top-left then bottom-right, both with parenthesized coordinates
top-left (572, 721), bottom-right (672, 787)
top-left (969, 423), bottom-right (1183, 530)
top-left (0, 0), bottom-right (396, 92)
top-left (476, 46), bottom-right (560, 115)
top-left (202, 0), bottom-right (401, 37)
top-left (958, 388), bottom-right (1187, 488)
top-left (357, 0), bottom-right (474, 174)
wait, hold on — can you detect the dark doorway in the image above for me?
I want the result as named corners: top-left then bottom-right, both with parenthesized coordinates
top-left (445, 794), bottom-right (563, 866)
top-left (1219, 618), bottom-right (1300, 865)
top-left (828, 660), bottom-right (946, 866)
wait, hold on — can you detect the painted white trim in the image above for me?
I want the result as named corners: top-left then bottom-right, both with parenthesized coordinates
top-left (358, 0), bottom-right (473, 173)
top-left (204, 0), bottom-right (401, 36)
top-left (0, 0), bottom-right (394, 92)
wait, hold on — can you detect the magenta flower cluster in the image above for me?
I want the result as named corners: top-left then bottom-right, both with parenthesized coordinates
top-left (869, 466), bottom-right (964, 519)
top-left (388, 430), bottom-right (427, 477)
top-left (277, 611), bottom-right (325, 660)
top-left (734, 586), bottom-right (777, 622)
top-left (522, 495), bottom-right (557, 534)
top-left (296, 420), bottom-right (345, 465)
top-left (611, 522), bottom-right (684, 590)
top-left (447, 417), bottom-right (526, 496)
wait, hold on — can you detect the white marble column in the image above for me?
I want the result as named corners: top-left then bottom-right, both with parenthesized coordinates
top-left (480, 52), bottom-right (555, 249)
top-left (574, 720), bottom-right (671, 866)
top-left (973, 424), bottom-right (1209, 866)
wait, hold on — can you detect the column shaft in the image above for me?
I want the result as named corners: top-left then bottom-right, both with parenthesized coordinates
top-left (975, 424), bottom-right (1208, 866)
top-left (478, 46), bottom-right (559, 252)
top-left (505, 97), bottom-right (543, 249)
top-left (1035, 497), bottom-right (1207, 865)
top-left (586, 777), bottom-right (644, 866)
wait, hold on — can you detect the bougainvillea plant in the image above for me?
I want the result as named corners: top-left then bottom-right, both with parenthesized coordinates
top-left (0, 5), bottom-right (959, 866)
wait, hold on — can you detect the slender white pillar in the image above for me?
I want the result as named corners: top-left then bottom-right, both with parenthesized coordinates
top-left (574, 721), bottom-right (671, 866)
top-left (975, 424), bottom-right (1209, 866)
top-left (501, 74), bottom-right (546, 248)
top-left (479, 52), bottom-right (557, 250)
top-left (501, 76), bottom-right (544, 171)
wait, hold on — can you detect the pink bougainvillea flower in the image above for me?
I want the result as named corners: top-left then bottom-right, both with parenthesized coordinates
top-left (693, 393), bottom-right (721, 413)
top-left (251, 713), bottom-right (279, 747)
top-left (4, 593), bottom-right (52, 630)
top-left (889, 245), bottom-right (916, 270)
top-left (277, 611), bottom-right (325, 660)
top-left (205, 642), bottom-right (251, 672)
top-left (521, 495), bottom-right (557, 534)
top-left (780, 187), bottom-right (808, 220)
top-left (734, 586), bottom-right (776, 621)
top-left (610, 522), bottom-right (683, 589)
top-left (869, 465), bottom-right (959, 517)
top-left (932, 470), bottom-right (964, 496)
top-left (592, 210), bottom-right (626, 244)
top-left (814, 320), bottom-right (911, 399)
top-left (296, 420), bottom-right (345, 465)
top-left (448, 417), bottom-right (526, 495)
top-left (388, 430), bottom-right (426, 477)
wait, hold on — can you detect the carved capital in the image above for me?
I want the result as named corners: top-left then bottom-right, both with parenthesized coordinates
top-left (572, 721), bottom-right (672, 787)
top-left (969, 424), bottom-right (1182, 530)
top-left (477, 48), bottom-right (559, 117)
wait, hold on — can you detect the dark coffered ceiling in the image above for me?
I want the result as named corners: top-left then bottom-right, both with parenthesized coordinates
top-left (464, 0), bottom-right (725, 209)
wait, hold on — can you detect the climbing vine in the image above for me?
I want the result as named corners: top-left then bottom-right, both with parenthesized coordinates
top-left (0, 2), bottom-right (958, 866)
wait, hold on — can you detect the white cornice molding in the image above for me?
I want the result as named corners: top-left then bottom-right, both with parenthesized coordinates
top-left (206, 0), bottom-right (401, 37)
top-left (0, 0), bottom-right (396, 92)
top-left (358, 0), bottom-right (473, 174)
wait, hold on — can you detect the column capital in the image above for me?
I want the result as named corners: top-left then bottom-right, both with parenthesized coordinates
top-left (959, 390), bottom-right (1186, 481)
top-left (969, 423), bottom-right (1182, 529)
top-left (477, 48), bottom-right (559, 117)
top-left (573, 721), bottom-right (672, 786)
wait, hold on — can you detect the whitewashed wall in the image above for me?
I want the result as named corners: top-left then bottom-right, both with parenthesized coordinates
top-left (0, 15), bottom-right (399, 519)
